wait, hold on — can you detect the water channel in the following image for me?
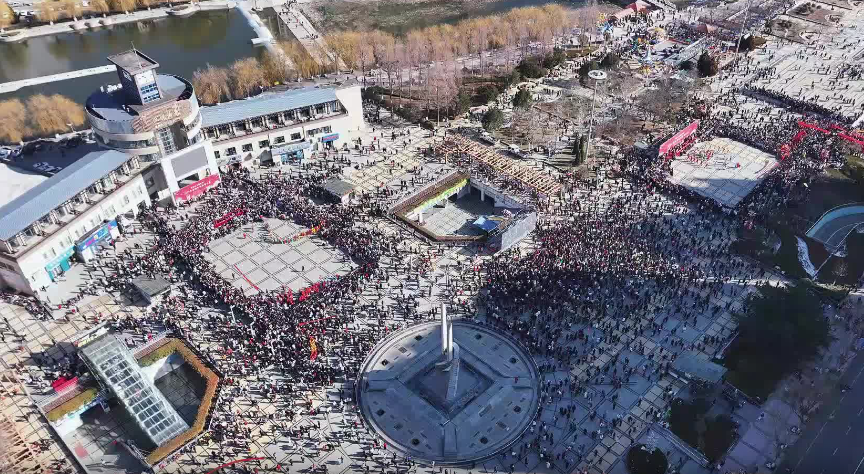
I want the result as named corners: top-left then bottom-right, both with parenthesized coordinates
top-left (0, 9), bottom-right (259, 105)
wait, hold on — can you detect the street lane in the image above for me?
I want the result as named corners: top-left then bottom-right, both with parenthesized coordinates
top-left (781, 352), bottom-right (864, 474)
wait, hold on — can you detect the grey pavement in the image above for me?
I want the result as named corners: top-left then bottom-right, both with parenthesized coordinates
top-left (779, 350), bottom-right (864, 474)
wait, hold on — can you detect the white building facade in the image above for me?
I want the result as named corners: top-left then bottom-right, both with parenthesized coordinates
top-left (199, 85), bottom-right (364, 168)
top-left (0, 150), bottom-right (152, 295)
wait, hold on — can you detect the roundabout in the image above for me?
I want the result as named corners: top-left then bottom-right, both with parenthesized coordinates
top-left (356, 313), bottom-right (541, 465)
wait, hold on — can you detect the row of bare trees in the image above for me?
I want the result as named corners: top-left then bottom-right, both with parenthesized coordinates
top-left (0, 95), bottom-right (85, 143)
top-left (192, 41), bottom-right (329, 105)
top-left (325, 5), bottom-right (573, 81)
top-left (24, 0), bottom-right (188, 24)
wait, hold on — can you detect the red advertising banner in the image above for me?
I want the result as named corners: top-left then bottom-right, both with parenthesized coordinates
top-left (659, 120), bottom-right (700, 157)
top-left (214, 208), bottom-right (245, 229)
top-left (174, 174), bottom-right (221, 202)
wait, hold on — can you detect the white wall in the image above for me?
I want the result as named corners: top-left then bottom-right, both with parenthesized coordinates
top-left (139, 352), bottom-right (186, 384)
top-left (3, 174), bottom-right (150, 295)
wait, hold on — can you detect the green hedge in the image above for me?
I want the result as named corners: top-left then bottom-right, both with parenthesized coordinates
top-left (46, 387), bottom-right (98, 422)
top-left (138, 343), bottom-right (178, 367)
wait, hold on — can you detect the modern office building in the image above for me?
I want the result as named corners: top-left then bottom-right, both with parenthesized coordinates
top-left (199, 84), bottom-right (364, 167)
top-left (0, 150), bottom-right (151, 295)
top-left (86, 49), bottom-right (220, 205)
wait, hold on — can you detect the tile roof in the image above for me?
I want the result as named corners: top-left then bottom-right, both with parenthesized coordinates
top-left (0, 150), bottom-right (131, 241)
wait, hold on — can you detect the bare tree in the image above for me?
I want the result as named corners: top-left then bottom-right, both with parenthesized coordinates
top-left (26, 94), bottom-right (84, 136)
top-left (260, 50), bottom-right (290, 86)
top-left (229, 57), bottom-right (265, 98)
top-left (192, 64), bottom-right (231, 105)
top-left (62, 0), bottom-right (82, 19)
top-left (108, 0), bottom-right (135, 13)
top-left (90, 0), bottom-right (110, 14)
top-left (0, 99), bottom-right (29, 143)
top-left (0, 1), bottom-right (15, 27)
top-left (36, 2), bottom-right (61, 23)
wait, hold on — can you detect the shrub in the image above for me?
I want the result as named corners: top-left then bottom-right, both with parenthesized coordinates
top-left (600, 53), bottom-right (620, 69)
top-left (475, 84), bottom-right (501, 105)
top-left (137, 341), bottom-right (177, 367)
top-left (512, 89), bottom-right (532, 109)
top-left (46, 387), bottom-right (99, 422)
top-left (144, 339), bottom-right (220, 465)
top-left (542, 48), bottom-right (567, 69)
top-left (626, 445), bottom-right (668, 474)
top-left (516, 57), bottom-right (547, 79)
top-left (481, 108), bottom-right (505, 132)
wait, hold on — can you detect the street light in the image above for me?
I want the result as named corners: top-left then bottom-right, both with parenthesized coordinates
top-left (586, 69), bottom-right (607, 164)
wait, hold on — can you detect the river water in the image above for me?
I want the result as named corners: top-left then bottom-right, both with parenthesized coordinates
top-left (0, 9), bottom-right (259, 105)
top-left (0, 0), bottom-right (570, 105)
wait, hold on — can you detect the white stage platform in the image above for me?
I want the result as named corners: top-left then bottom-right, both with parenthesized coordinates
top-left (666, 137), bottom-right (778, 208)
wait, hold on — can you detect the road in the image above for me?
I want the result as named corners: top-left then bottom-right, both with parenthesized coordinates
top-left (780, 350), bottom-right (864, 474)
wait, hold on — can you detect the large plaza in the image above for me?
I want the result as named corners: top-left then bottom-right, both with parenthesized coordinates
top-left (4, 0), bottom-right (864, 473)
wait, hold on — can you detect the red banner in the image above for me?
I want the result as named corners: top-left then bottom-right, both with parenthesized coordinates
top-left (214, 208), bottom-right (245, 228)
top-left (174, 174), bottom-right (221, 202)
top-left (659, 120), bottom-right (700, 157)
top-left (51, 376), bottom-right (78, 393)
top-left (798, 121), bottom-right (831, 134)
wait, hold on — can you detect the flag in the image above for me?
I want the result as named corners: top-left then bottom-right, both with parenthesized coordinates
top-left (309, 337), bottom-right (318, 361)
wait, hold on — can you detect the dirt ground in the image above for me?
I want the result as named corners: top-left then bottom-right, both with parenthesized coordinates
top-left (301, 0), bottom-right (587, 34)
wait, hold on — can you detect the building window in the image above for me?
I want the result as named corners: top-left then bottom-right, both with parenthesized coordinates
top-left (291, 132), bottom-right (301, 141)
top-left (242, 144), bottom-right (253, 152)
top-left (156, 127), bottom-right (176, 155)
top-left (250, 117), bottom-right (264, 129)
top-left (226, 147), bottom-right (237, 156)
top-left (274, 136), bottom-right (286, 144)
top-left (140, 82), bottom-right (160, 104)
top-left (259, 140), bottom-right (270, 149)
top-left (214, 150), bottom-right (221, 159)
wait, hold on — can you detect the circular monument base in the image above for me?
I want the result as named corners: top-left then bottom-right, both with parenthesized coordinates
top-left (356, 320), bottom-right (540, 465)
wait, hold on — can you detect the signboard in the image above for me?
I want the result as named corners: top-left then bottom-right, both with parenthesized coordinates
top-left (321, 133), bottom-right (339, 143)
top-left (174, 174), bottom-right (220, 202)
top-left (76, 220), bottom-right (118, 252)
top-left (214, 208), bottom-right (245, 229)
top-left (659, 120), bottom-right (700, 157)
top-left (45, 247), bottom-right (75, 272)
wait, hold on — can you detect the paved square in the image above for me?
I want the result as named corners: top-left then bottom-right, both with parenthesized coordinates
top-left (204, 218), bottom-right (356, 296)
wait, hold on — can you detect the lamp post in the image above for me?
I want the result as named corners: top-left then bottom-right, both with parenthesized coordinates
top-left (586, 69), bottom-right (607, 164)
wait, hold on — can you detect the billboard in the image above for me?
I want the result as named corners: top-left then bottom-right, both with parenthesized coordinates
top-left (174, 174), bottom-right (220, 202)
top-left (494, 212), bottom-right (538, 253)
top-left (659, 120), bottom-right (700, 157)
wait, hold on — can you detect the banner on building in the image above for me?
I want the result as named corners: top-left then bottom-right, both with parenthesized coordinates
top-left (309, 337), bottom-right (318, 360)
top-left (174, 174), bottom-right (221, 202)
top-left (659, 120), bottom-right (700, 157)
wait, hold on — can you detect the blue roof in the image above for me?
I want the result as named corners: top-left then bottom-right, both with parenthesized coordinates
top-left (200, 87), bottom-right (339, 128)
top-left (0, 150), bottom-right (131, 241)
top-left (473, 216), bottom-right (500, 232)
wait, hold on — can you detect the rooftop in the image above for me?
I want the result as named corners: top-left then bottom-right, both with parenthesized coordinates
top-left (671, 351), bottom-right (728, 383)
top-left (321, 178), bottom-right (355, 197)
top-left (0, 150), bottom-right (133, 241)
top-left (200, 87), bottom-right (339, 129)
top-left (86, 74), bottom-right (191, 122)
top-left (107, 49), bottom-right (160, 76)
